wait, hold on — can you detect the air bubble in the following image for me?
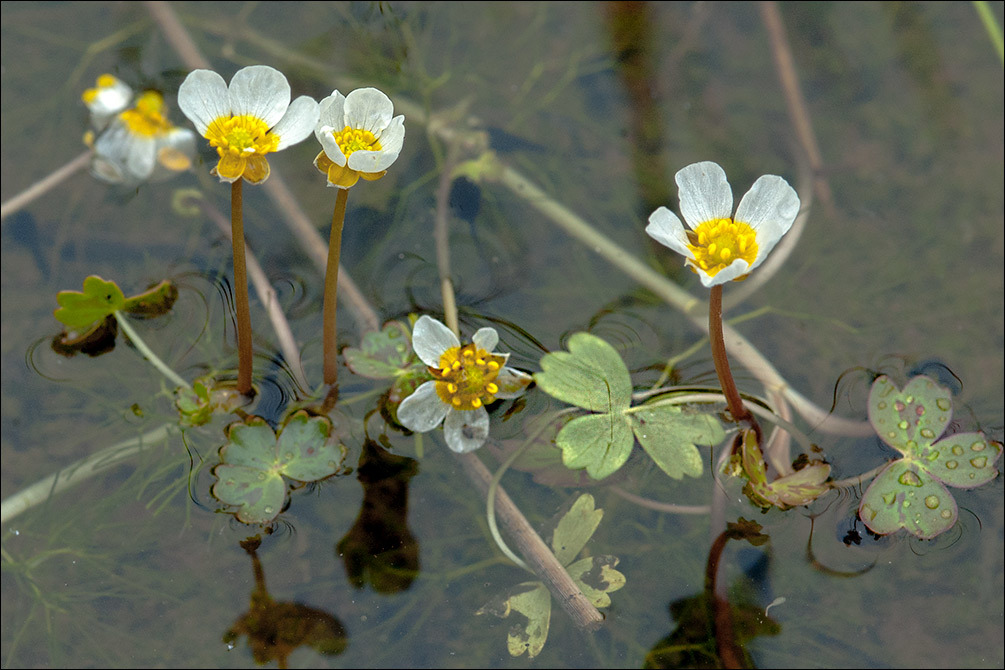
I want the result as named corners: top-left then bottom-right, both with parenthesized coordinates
top-left (924, 495), bottom-right (939, 509)
top-left (946, 460), bottom-right (958, 470)
top-left (936, 398), bottom-right (951, 411)
top-left (971, 440), bottom-right (986, 452)
top-left (952, 444), bottom-right (964, 455)
top-left (898, 470), bottom-right (923, 487)
top-left (970, 456), bottom-right (987, 469)
top-left (920, 428), bottom-right (935, 439)
top-left (940, 509), bottom-right (952, 519)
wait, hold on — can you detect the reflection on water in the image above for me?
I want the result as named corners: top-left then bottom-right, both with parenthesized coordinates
top-left (1, 2), bottom-right (1002, 668)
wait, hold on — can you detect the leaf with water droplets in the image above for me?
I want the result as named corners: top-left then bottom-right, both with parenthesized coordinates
top-left (868, 375), bottom-right (952, 457)
top-left (343, 320), bottom-right (419, 379)
top-left (212, 411), bottom-right (347, 525)
top-left (861, 375), bottom-right (1002, 539)
top-left (921, 432), bottom-right (1002, 489)
top-left (858, 460), bottom-right (957, 540)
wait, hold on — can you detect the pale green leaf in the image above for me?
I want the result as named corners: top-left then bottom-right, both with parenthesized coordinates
top-left (868, 375), bottom-right (953, 456)
top-left (556, 412), bottom-right (634, 480)
top-left (859, 460), bottom-right (957, 540)
top-left (629, 404), bottom-right (722, 479)
top-left (534, 332), bottom-right (631, 413)
top-left (921, 431), bottom-right (1002, 489)
top-left (551, 494), bottom-right (603, 566)
top-left (566, 555), bottom-right (626, 608)
top-left (477, 582), bottom-right (551, 659)
top-left (54, 275), bottom-right (126, 328)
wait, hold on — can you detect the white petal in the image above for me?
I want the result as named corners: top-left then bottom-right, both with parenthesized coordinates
top-left (123, 136), bottom-right (157, 183)
top-left (412, 315), bottom-right (459, 367)
top-left (495, 367), bottom-right (532, 398)
top-left (645, 207), bottom-right (694, 259)
top-left (694, 259), bottom-right (751, 287)
top-left (318, 130), bottom-right (348, 166)
top-left (178, 69), bottom-right (231, 136)
top-left (346, 147), bottom-right (400, 173)
top-left (471, 327), bottom-right (498, 352)
top-left (272, 96), bottom-right (319, 150)
top-left (343, 87), bottom-right (394, 134)
top-left (91, 123), bottom-right (154, 185)
top-left (228, 65), bottom-right (290, 128)
top-left (444, 408), bottom-right (490, 453)
top-left (734, 175), bottom-right (800, 271)
top-left (85, 76), bottom-right (133, 130)
top-left (316, 91), bottom-right (348, 130)
top-left (676, 161), bottom-right (733, 228)
top-left (396, 381), bottom-right (449, 432)
top-left (377, 115), bottom-right (405, 155)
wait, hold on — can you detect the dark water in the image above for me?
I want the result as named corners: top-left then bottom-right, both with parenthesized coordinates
top-left (2, 3), bottom-right (1002, 668)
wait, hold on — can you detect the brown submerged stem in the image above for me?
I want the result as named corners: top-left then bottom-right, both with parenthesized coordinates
top-left (231, 179), bottom-right (254, 395)
top-left (323, 188), bottom-right (349, 387)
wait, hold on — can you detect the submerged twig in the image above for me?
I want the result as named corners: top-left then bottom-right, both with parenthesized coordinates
top-left (1, 423), bottom-right (179, 524)
top-left (759, 1), bottom-right (835, 216)
top-left (0, 150), bottom-right (91, 221)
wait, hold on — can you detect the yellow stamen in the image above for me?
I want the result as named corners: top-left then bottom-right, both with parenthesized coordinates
top-left (432, 343), bottom-right (506, 411)
top-left (686, 217), bottom-right (758, 279)
top-left (332, 125), bottom-right (382, 157)
top-left (119, 91), bottom-right (172, 137)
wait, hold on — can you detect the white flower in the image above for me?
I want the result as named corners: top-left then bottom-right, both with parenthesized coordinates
top-left (645, 161), bottom-right (800, 287)
top-left (313, 87), bottom-right (405, 189)
top-left (81, 75), bottom-right (197, 186)
top-left (177, 65), bottom-right (319, 184)
top-left (397, 316), bottom-right (531, 453)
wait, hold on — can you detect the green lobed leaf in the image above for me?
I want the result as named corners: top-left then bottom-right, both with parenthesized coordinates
top-left (221, 417), bottom-right (280, 471)
top-left (629, 404), bottom-right (722, 479)
top-left (868, 375), bottom-right (953, 456)
top-left (555, 412), bottom-right (634, 480)
top-left (343, 321), bottom-right (417, 379)
top-left (921, 431), bottom-right (1002, 489)
top-left (566, 555), bottom-right (626, 608)
top-left (550, 493), bottom-right (603, 566)
top-left (275, 410), bottom-right (345, 482)
top-left (858, 459), bottom-right (957, 540)
top-left (534, 332), bottom-right (632, 413)
top-left (54, 275), bottom-right (126, 328)
top-left (211, 464), bottom-right (288, 525)
top-left (121, 279), bottom-right (178, 317)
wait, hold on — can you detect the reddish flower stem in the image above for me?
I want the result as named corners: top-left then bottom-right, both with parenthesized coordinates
top-left (322, 187), bottom-right (349, 386)
top-left (231, 179), bottom-right (254, 395)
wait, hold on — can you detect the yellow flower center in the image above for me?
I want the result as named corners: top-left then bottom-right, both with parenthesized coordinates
top-left (686, 218), bottom-right (758, 277)
top-left (118, 91), bottom-right (172, 137)
top-left (432, 343), bottom-right (505, 411)
top-left (332, 125), bottom-right (382, 157)
top-left (205, 114), bottom-right (280, 158)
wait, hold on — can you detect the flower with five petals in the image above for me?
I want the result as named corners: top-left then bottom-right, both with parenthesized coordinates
top-left (646, 161), bottom-right (800, 287)
top-left (313, 88), bottom-right (405, 189)
top-left (178, 65), bottom-right (318, 184)
top-left (397, 316), bottom-right (531, 453)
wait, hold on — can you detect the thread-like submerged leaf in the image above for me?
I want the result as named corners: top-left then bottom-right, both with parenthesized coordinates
top-left (860, 375), bottom-right (1002, 539)
top-left (212, 411), bottom-right (347, 525)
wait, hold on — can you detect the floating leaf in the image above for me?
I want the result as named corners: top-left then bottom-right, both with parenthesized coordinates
top-left (343, 321), bottom-right (418, 379)
top-left (54, 275), bottom-right (125, 328)
top-left (121, 279), bottom-right (178, 317)
top-left (534, 332), bottom-right (632, 413)
top-left (629, 404), bottom-right (723, 479)
top-left (479, 494), bottom-right (624, 658)
top-left (536, 332), bottom-right (721, 480)
top-left (174, 377), bottom-right (245, 427)
top-left (859, 375), bottom-right (1002, 539)
top-left (51, 314), bottom-right (118, 357)
top-left (212, 411), bottom-right (347, 525)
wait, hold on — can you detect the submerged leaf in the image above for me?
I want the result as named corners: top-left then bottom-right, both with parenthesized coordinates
top-left (477, 582), bottom-right (550, 659)
top-left (550, 493), bottom-right (603, 565)
top-left (566, 555), bottom-right (626, 608)
top-left (736, 429), bottom-right (831, 510)
top-left (121, 279), bottom-right (178, 317)
top-left (556, 412), bottom-right (634, 480)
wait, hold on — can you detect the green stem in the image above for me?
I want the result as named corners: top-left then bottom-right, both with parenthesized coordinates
top-left (323, 187), bottom-right (349, 386)
top-left (973, 1), bottom-right (1005, 65)
top-left (231, 179), bottom-right (253, 395)
top-left (113, 312), bottom-right (190, 390)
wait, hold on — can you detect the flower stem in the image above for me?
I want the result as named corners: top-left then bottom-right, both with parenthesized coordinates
top-left (323, 187), bottom-right (349, 386)
top-left (231, 180), bottom-right (254, 395)
top-left (113, 312), bottom-right (190, 390)
top-left (709, 285), bottom-right (759, 436)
